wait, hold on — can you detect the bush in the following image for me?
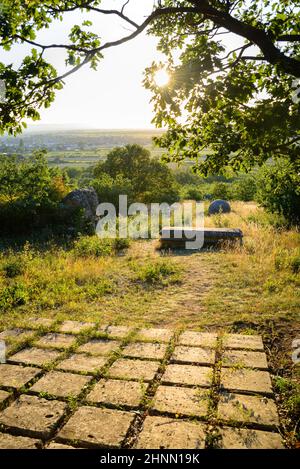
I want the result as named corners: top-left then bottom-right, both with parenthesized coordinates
top-left (256, 159), bottom-right (300, 225)
top-left (274, 377), bottom-right (300, 420)
top-left (92, 173), bottom-right (134, 210)
top-left (0, 282), bottom-right (29, 310)
top-left (173, 167), bottom-right (203, 185)
top-left (73, 236), bottom-right (113, 257)
top-left (181, 185), bottom-right (203, 201)
top-left (211, 182), bottom-right (230, 200)
top-left (135, 260), bottom-right (181, 285)
top-left (247, 210), bottom-right (288, 228)
top-left (231, 175), bottom-right (257, 201)
top-left (274, 249), bottom-right (300, 274)
top-left (0, 151), bottom-right (77, 235)
top-left (2, 258), bottom-right (25, 278)
top-left (112, 237), bottom-right (130, 252)
top-left (73, 235), bottom-right (130, 257)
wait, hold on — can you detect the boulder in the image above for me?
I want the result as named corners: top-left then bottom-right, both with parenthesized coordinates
top-left (208, 199), bottom-right (231, 215)
top-left (62, 188), bottom-right (99, 223)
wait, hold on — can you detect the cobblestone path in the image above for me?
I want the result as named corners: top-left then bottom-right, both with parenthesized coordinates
top-left (0, 320), bottom-right (284, 449)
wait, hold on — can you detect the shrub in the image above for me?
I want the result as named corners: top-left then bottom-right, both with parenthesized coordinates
top-left (211, 182), bottom-right (230, 200)
top-left (73, 236), bottom-right (113, 257)
top-left (73, 235), bottom-right (130, 257)
top-left (112, 237), bottom-right (130, 252)
top-left (263, 279), bottom-right (281, 293)
top-left (2, 258), bottom-right (25, 278)
top-left (231, 175), bottom-right (257, 201)
top-left (256, 159), bottom-right (300, 225)
top-left (173, 167), bottom-right (203, 185)
top-left (290, 256), bottom-right (300, 274)
top-left (274, 249), bottom-right (300, 274)
top-left (135, 260), bottom-right (181, 285)
top-left (274, 377), bottom-right (300, 417)
top-left (92, 173), bottom-right (134, 210)
top-left (0, 282), bottom-right (29, 309)
top-left (181, 185), bottom-right (203, 201)
top-left (0, 151), bottom-right (77, 235)
top-left (247, 210), bottom-right (288, 228)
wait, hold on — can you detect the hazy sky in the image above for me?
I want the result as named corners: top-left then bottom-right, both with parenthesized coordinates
top-left (0, 1), bottom-right (242, 130)
top-left (1, 1), bottom-right (165, 129)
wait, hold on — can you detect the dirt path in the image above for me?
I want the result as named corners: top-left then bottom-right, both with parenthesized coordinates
top-left (128, 241), bottom-right (218, 328)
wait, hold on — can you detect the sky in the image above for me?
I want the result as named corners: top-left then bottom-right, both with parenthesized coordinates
top-left (1, 1), bottom-right (165, 129)
top-left (0, 1), bottom-right (243, 131)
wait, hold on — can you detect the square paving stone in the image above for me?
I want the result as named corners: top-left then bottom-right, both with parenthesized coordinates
top-left (223, 334), bottom-right (264, 351)
top-left (59, 321), bottom-right (95, 334)
top-left (135, 328), bottom-right (173, 343)
top-left (87, 379), bottom-right (147, 408)
top-left (218, 392), bottom-right (280, 427)
top-left (217, 427), bottom-right (284, 449)
top-left (108, 358), bottom-right (159, 382)
top-left (0, 364), bottom-right (41, 388)
top-left (56, 354), bottom-right (107, 374)
top-left (178, 331), bottom-right (218, 348)
top-left (0, 395), bottom-right (67, 438)
top-left (57, 406), bottom-right (135, 448)
top-left (123, 342), bottom-right (167, 360)
top-left (135, 416), bottom-right (206, 449)
top-left (28, 318), bottom-right (55, 329)
top-left (220, 368), bottom-right (273, 395)
top-left (153, 385), bottom-right (209, 417)
top-left (0, 433), bottom-right (41, 449)
top-left (171, 346), bottom-right (215, 365)
top-left (9, 347), bottom-right (61, 367)
top-left (98, 325), bottom-right (133, 339)
top-left (35, 333), bottom-right (77, 349)
top-left (30, 371), bottom-right (92, 398)
top-left (77, 339), bottom-right (120, 356)
top-left (162, 364), bottom-right (212, 387)
top-left (222, 350), bottom-right (268, 370)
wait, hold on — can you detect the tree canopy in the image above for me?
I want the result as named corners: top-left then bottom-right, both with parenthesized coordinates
top-left (93, 144), bottom-right (180, 204)
top-left (0, 1), bottom-right (299, 174)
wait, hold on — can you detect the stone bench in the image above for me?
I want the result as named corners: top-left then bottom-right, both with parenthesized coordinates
top-left (159, 227), bottom-right (243, 249)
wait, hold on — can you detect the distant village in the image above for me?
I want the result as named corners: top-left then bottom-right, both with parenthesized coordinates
top-left (0, 129), bottom-right (164, 156)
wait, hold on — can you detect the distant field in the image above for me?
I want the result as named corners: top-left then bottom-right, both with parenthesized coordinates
top-left (46, 144), bottom-right (165, 168)
top-left (0, 128), bottom-right (167, 168)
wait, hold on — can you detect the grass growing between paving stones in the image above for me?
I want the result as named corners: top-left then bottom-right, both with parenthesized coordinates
top-left (0, 201), bottom-right (299, 446)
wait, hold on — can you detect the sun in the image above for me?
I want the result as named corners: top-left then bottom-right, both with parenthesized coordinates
top-left (154, 69), bottom-right (170, 87)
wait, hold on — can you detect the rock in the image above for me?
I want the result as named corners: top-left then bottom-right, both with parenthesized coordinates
top-left (208, 199), bottom-right (231, 215)
top-left (62, 188), bottom-right (99, 223)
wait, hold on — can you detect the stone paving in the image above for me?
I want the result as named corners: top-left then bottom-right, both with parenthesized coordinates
top-left (0, 321), bottom-right (284, 449)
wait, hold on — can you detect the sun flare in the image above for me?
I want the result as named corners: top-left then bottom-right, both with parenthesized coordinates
top-left (154, 69), bottom-right (170, 87)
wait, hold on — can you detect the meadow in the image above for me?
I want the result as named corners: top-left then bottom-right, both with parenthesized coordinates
top-left (0, 202), bottom-right (299, 445)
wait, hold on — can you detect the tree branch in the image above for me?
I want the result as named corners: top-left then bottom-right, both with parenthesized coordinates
top-left (48, 2), bottom-right (139, 29)
top-left (277, 34), bottom-right (300, 42)
top-left (188, 1), bottom-right (300, 77)
top-left (14, 35), bottom-right (92, 53)
top-left (242, 56), bottom-right (267, 61)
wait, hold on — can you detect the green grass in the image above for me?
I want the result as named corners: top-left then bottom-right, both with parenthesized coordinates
top-left (0, 203), bottom-right (299, 446)
top-left (0, 202), bottom-right (298, 328)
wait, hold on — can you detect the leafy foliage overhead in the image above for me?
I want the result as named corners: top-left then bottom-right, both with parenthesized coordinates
top-left (0, 1), bottom-right (299, 175)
